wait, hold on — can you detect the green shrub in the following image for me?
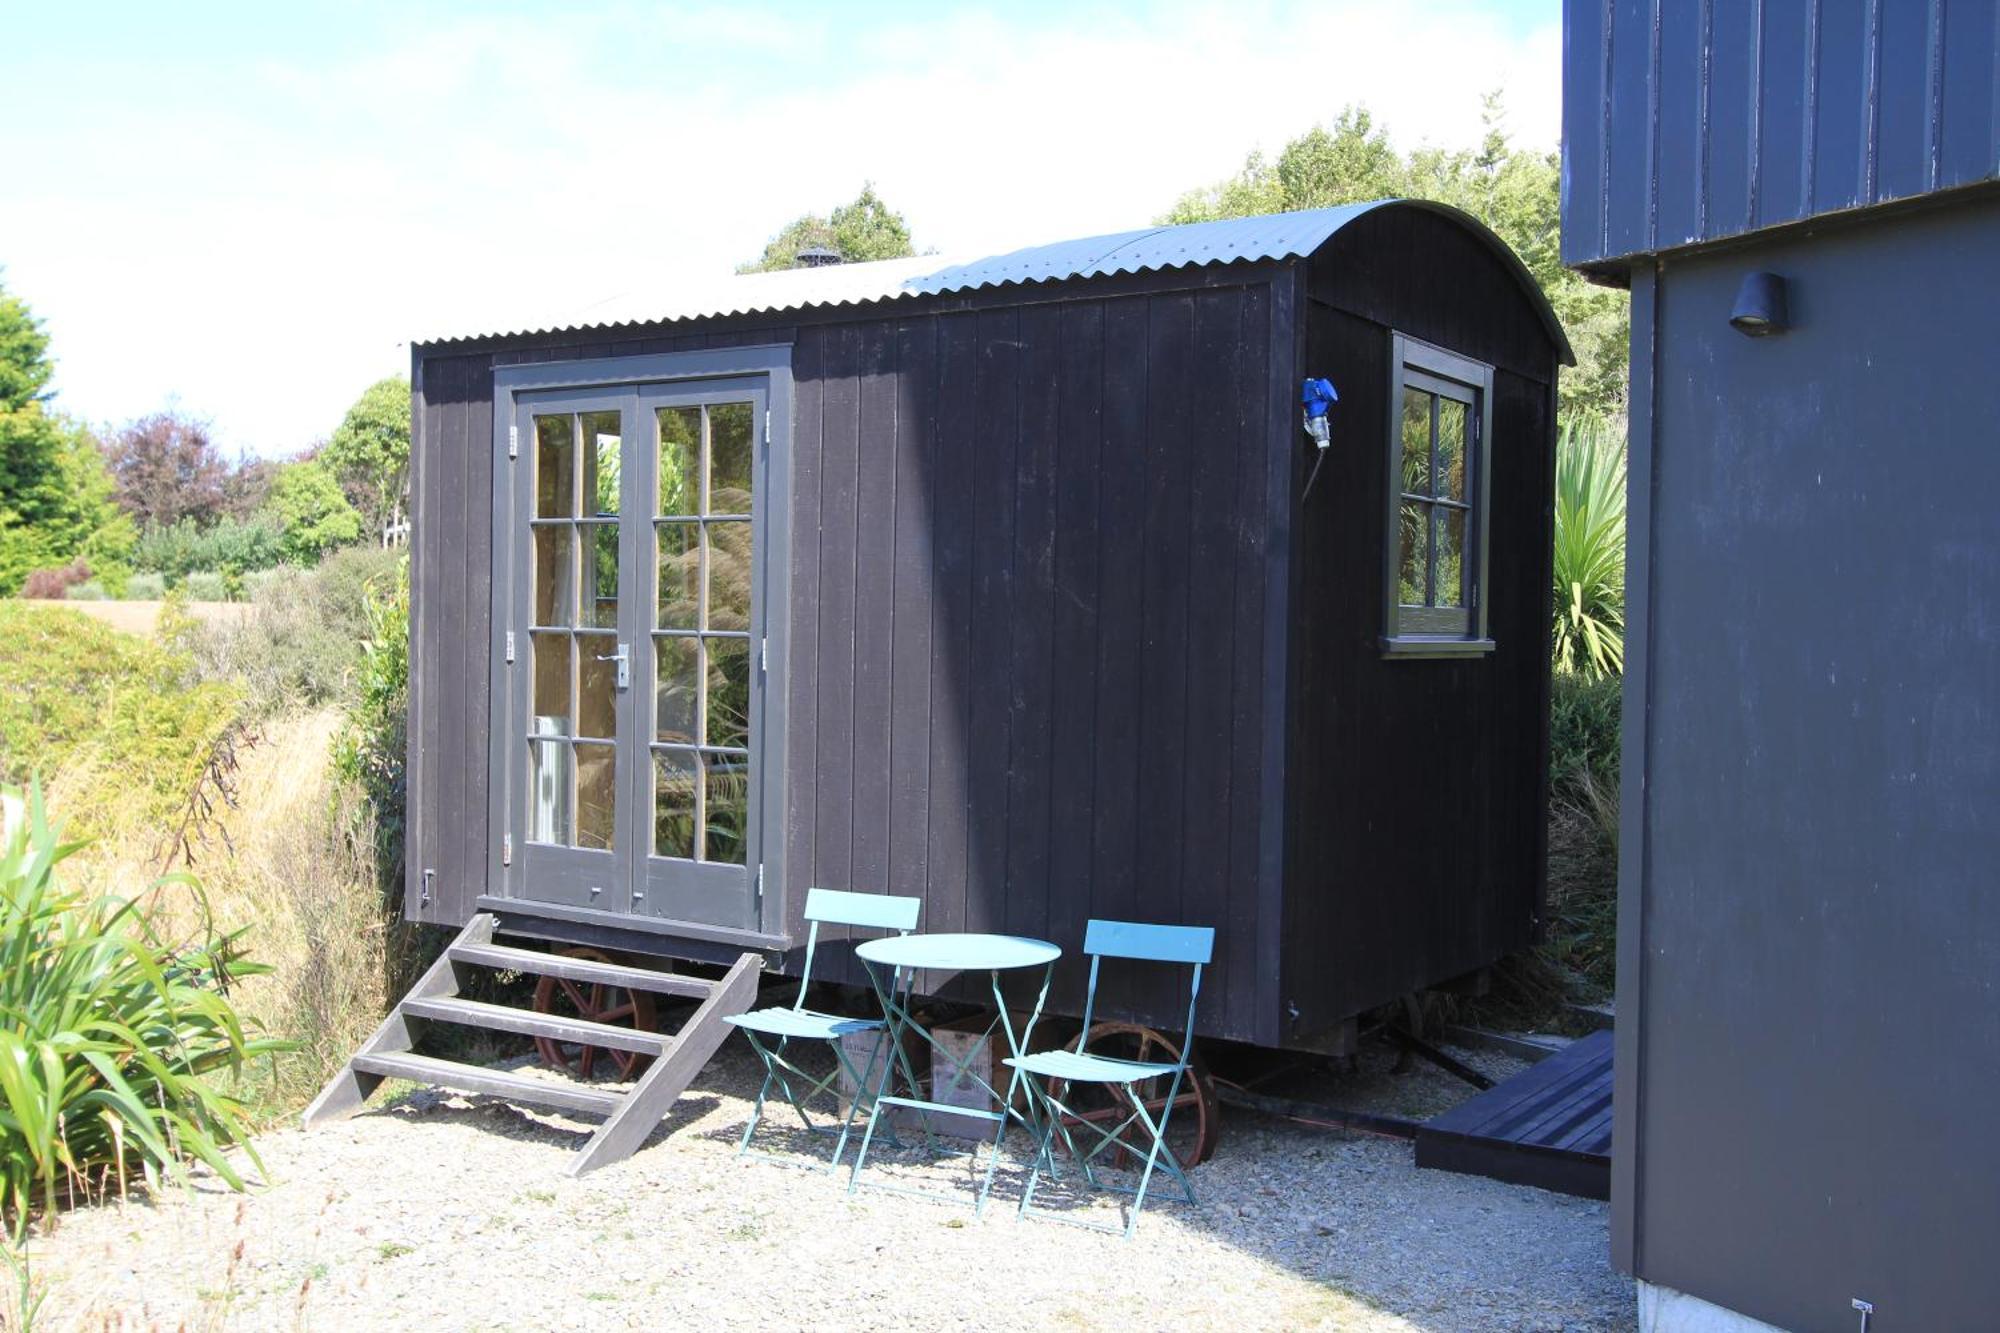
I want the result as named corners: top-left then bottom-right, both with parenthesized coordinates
top-left (1551, 415), bottom-right (1627, 678)
top-left (0, 786), bottom-right (287, 1224)
top-left (335, 556), bottom-right (408, 895)
top-left (189, 546), bottom-right (402, 715)
top-left (124, 572), bottom-right (165, 601)
top-left (268, 461), bottom-right (363, 564)
top-left (1549, 670), bottom-right (1622, 799)
top-left (132, 517), bottom-right (286, 584)
top-left (182, 571), bottom-right (227, 602)
top-left (65, 581), bottom-right (106, 601)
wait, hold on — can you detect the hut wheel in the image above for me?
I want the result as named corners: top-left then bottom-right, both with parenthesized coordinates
top-left (530, 947), bottom-right (659, 1080)
top-left (1048, 1021), bottom-right (1221, 1170)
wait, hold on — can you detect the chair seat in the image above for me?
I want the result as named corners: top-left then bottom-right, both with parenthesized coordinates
top-left (1004, 1048), bottom-right (1180, 1084)
top-left (725, 1007), bottom-right (885, 1040)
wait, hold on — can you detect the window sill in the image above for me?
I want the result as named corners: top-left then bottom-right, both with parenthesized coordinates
top-left (1380, 635), bottom-right (1496, 660)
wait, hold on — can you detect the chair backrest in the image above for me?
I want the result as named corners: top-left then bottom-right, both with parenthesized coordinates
top-left (1077, 919), bottom-right (1216, 1058)
top-left (802, 887), bottom-right (921, 932)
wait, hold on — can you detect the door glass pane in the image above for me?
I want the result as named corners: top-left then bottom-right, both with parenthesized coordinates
top-left (574, 743), bottom-right (616, 851)
top-left (527, 740), bottom-right (571, 844)
top-left (655, 635), bottom-right (699, 744)
top-left (535, 415), bottom-right (574, 518)
top-left (708, 402), bottom-right (754, 516)
top-left (657, 522), bottom-right (699, 629)
top-left (581, 412), bottom-right (621, 517)
top-left (706, 638), bottom-right (751, 749)
top-left (703, 751), bottom-right (749, 864)
top-left (530, 633), bottom-right (571, 736)
top-left (1400, 388), bottom-right (1432, 496)
top-left (577, 633), bottom-right (618, 739)
top-left (1436, 507), bottom-right (1466, 608)
top-left (1397, 500), bottom-right (1428, 606)
top-left (657, 407), bottom-right (700, 516)
top-left (706, 520), bottom-right (752, 631)
top-left (581, 523), bottom-right (619, 628)
top-left (1437, 398), bottom-right (1468, 500)
top-left (533, 526), bottom-right (573, 626)
top-left (653, 748), bottom-right (697, 860)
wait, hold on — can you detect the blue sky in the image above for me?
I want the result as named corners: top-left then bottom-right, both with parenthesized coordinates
top-left (2, 1), bottom-right (1561, 456)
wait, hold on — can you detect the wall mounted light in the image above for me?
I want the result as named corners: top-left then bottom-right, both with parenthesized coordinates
top-left (1729, 271), bottom-right (1789, 337)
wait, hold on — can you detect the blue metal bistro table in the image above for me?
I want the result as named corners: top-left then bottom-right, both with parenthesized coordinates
top-left (846, 932), bottom-right (1061, 1214)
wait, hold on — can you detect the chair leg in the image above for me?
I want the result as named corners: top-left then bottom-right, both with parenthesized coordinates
top-left (846, 1094), bottom-right (889, 1194)
top-left (1015, 1076), bottom-right (1059, 1218)
top-left (826, 1029), bottom-right (886, 1172)
top-left (1118, 1081), bottom-right (1191, 1238)
top-left (736, 1033), bottom-right (781, 1157)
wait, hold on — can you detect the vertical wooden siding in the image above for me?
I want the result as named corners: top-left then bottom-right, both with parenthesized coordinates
top-left (787, 285), bottom-right (1280, 1041)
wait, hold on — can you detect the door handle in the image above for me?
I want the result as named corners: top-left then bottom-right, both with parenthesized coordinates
top-left (596, 642), bottom-right (630, 690)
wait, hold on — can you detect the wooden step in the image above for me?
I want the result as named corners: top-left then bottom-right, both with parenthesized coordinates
top-left (400, 996), bottom-right (671, 1055)
top-left (350, 1051), bottom-right (623, 1119)
top-left (449, 942), bottom-right (713, 998)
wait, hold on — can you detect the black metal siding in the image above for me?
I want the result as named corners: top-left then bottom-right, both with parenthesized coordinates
top-left (1563, 0), bottom-right (2000, 271)
top-left (1619, 192), bottom-right (2000, 1330)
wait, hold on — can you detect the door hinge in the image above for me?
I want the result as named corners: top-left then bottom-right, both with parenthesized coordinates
top-left (502, 834), bottom-right (513, 866)
top-left (756, 864), bottom-right (765, 900)
top-left (420, 868), bottom-right (435, 906)
top-left (760, 636), bottom-right (768, 674)
top-left (508, 424), bottom-right (519, 459)
top-left (763, 408), bottom-right (770, 443)
top-left (505, 630), bottom-right (516, 663)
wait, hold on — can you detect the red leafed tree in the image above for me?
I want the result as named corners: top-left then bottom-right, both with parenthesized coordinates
top-left (103, 411), bottom-right (228, 528)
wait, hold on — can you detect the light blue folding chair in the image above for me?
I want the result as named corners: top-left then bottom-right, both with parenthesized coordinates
top-left (1005, 918), bottom-right (1215, 1238)
top-left (724, 888), bottom-right (921, 1170)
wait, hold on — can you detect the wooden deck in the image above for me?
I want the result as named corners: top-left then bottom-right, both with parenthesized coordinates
top-left (1413, 1030), bottom-right (1612, 1200)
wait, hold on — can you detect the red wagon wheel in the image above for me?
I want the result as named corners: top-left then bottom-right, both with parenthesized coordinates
top-left (1049, 1021), bottom-right (1221, 1170)
top-left (531, 947), bottom-right (659, 1080)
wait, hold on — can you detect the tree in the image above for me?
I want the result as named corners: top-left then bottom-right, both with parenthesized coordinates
top-left (739, 184), bottom-right (917, 273)
top-left (321, 376), bottom-right (410, 534)
top-left (102, 410), bottom-right (229, 528)
top-left (1163, 100), bottom-right (1630, 422)
top-left (268, 458), bottom-right (363, 564)
top-left (0, 275), bottom-right (132, 594)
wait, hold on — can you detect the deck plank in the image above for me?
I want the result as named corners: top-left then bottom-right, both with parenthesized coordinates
top-left (1414, 1030), bottom-right (1613, 1200)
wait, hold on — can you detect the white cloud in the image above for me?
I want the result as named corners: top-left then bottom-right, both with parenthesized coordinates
top-left (4, 2), bottom-right (1558, 455)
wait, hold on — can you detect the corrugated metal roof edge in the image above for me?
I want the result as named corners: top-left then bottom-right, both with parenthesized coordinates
top-left (415, 199), bottom-right (1573, 365)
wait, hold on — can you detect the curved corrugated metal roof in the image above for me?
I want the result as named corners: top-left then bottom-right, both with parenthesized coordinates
top-left (420, 200), bottom-right (1572, 362)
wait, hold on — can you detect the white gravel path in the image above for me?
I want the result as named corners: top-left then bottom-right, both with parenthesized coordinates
top-left (25, 1040), bottom-right (1633, 1331)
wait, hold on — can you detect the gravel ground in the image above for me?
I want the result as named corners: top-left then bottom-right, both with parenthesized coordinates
top-left (25, 1038), bottom-right (1633, 1332)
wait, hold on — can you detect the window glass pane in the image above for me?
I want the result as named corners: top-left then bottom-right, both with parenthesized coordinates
top-left (581, 411), bottom-right (621, 517)
top-left (530, 632), bottom-right (571, 736)
top-left (655, 635), bottom-right (699, 744)
top-left (577, 633), bottom-right (618, 739)
top-left (703, 751), bottom-right (749, 864)
top-left (657, 407), bottom-right (700, 516)
top-left (532, 525), bottom-right (574, 626)
top-left (581, 522), bottom-right (619, 629)
top-left (706, 520), bottom-right (752, 631)
top-left (652, 748), bottom-right (698, 860)
top-left (574, 743), bottom-right (616, 850)
top-left (1400, 388), bottom-right (1432, 496)
top-left (1437, 398), bottom-right (1468, 500)
top-left (535, 415), bottom-right (574, 518)
top-left (1436, 507), bottom-right (1466, 609)
top-left (527, 741), bottom-right (571, 845)
top-left (657, 521), bottom-right (699, 629)
top-left (708, 402), bottom-right (754, 517)
top-left (705, 637), bottom-right (751, 749)
top-left (1397, 500), bottom-right (1428, 606)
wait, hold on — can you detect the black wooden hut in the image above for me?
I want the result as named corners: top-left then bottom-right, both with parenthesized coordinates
top-left (400, 200), bottom-right (1569, 1056)
top-left (1565, 2), bottom-right (2000, 1329)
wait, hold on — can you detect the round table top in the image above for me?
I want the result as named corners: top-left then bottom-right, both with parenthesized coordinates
top-left (854, 932), bottom-right (1061, 971)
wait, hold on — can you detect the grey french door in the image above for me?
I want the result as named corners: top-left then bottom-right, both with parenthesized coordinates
top-left (505, 377), bottom-right (770, 932)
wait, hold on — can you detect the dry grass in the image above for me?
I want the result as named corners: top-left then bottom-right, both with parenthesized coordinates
top-left (55, 708), bottom-right (428, 1119)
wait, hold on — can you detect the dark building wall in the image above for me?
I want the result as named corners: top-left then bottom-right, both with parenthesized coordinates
top-left (1564, 0), bottom-right (2000, 275)
top-left (1616, 191), bottom-right (2000, 1331)
top-left (1283, 210), bottom-right (1557, 1042)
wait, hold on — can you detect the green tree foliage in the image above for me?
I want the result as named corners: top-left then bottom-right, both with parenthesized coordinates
top-left (0, 277), bottom-right (133, 596)
top-left (1551, 415), bottom-right (1627, 678)
top-left (740, 184), bottom-right (917, 273)
top-left (267, 459), bottom-right (363, 564)
top-left (321, 376), bottom-right (411, 533)
top-left (1163, 98), bottom-right (1630, 421)
top-left (132, 515), bottom-right (288, 584)
top-left (334, 556), bottom-right (409, 895)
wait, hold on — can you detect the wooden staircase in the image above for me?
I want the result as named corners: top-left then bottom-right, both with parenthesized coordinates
top-left (302, 914), bottom-right (761, 1175)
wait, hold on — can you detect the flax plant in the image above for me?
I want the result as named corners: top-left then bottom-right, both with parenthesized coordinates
top-left (1551, 415), bottom-right (1628, 678)
top-left (0, 785), bottom-right (287, 1229)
